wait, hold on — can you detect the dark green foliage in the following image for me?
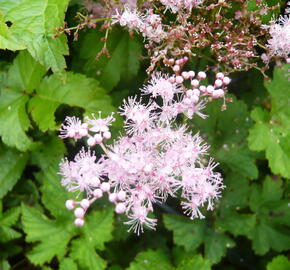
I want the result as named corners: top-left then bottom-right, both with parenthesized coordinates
top-left (0, 1), bottom-right (289, 269)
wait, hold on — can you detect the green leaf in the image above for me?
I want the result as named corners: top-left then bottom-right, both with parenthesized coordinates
top-left (177, 255), bottom-right (211, 270)
top-left (70, 238), bottom-right (107, 270)
top-left (59, 258), bottom-right (78, 270)
top-left (22, 204), bottom-right (76, 265)
top-left (127, 249), bottom-right (174, 270)
top-left (163, 214), bottom-right (205, 252)
top-left (0, 0), bottom-right (69, 72)
top-left (76, 30), bottom-right (142, 90)
top-left (0, 206), bottom-right (21, 242)
top-left (0, 260), bottom-right (10, 270)
top-left (28, 72), bottom-right (115, 131)
top-left (163, 214), bottom-right (234, 264)
top-left (0, 51), bottom-right (47, 150)
top-left (267, 255), bottom-right (290, 270)
top-left (193, 96), bottom-right (258, 179)
top-left (70, 208), bottom-right (114, 270)
top-left (0, 89), bottom-right (31, 150)
top-left (7, 51), bottom-right (46, 93)
top-left (0, 146), bottom-right (28, 198)
top-left (30, 136), bottom-right (66, 171)
top-left (248, 64), bottom-right (290, 178)
top-left (248, 177), bottom-right (290, 254)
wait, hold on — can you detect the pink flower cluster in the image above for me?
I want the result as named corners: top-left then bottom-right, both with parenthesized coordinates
top-left (160, 0), bottom-right (204, 13)
top-left (112, 7), bottom-right (166, 43)
top-left (59, 70), bottom-right (228, 235)
top-left (266, 16), bottom-right (290, 59)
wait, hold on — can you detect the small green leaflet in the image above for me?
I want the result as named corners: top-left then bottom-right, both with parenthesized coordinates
top-left (0, 0), bottom-right (69, 72)
top-left (267, 255), bottom-right (290, 270)
top-left (248, 64), bottom-right (290, 178)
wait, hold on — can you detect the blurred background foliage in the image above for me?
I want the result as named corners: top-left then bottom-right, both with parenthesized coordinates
top-left (0, 0), bottom-right (289, 269)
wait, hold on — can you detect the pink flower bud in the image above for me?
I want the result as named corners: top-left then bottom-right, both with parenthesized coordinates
top-left (91, 176), bottom-right (100, 187)
top-left (103, 131), bottom-right (111, 139)
top-left (175, 76), bottom-right (184, 84)
top-left (79, 128), bottom-right (88, 137)
top-left (197, 71), bottom-right (206, 80)
top-left (93, 188), bottom-right (103, 198)
top-left (191, 79), bottom-right (199, 87)
top-left (192, 89), bottom-right (200, 96)
top-left (109, 193), bottom-right (117, 202)
top-left (101, 182), bottom-right (110, 192)
top-left (216, 72), bottom-right (224, 79)
top-left (74, 207), bottom-right (85, 218)
top-left (214, 79), bottom-right (223, 88)
top-left (199, 85), bottom-right (206, 92)
top-left (206, 85), bottom-right (214, 94)
top-left (190, 95), bottom-right (199, 103)
top-left (183, 97), bottom-right (191, 105)
top-left (87, 136), bottom-right (96, 146)
top-left (212, 89), bottom-right (225, 98)
top-left (183, 56), bottom-right (189, 62)
top-left (188, 71), bottom-right (195, 78)
top-left (173, 65), bottom-right (180, 72)
top-left (65, 200), bottom-right (75, 210)
top-left (115, 203), bottom-right (126, 214)
top-left (74, 218), bottom-right (84, 227)
top-left (80, 199), bottom-right (90, 209)
top-left (94, 134), bottom-right (103, 144)
top-left (117, 190), bottom-right (126, 201)
top-left (186, 90), bottom-right (194, 97)
top-left (223, 77), bottom-right (231, 85)
top-left (181, 72), bottom-right (189, 79)
top-left (169, 76), bottom-right (175, 83)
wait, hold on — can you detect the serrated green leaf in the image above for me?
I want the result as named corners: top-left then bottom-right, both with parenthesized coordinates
top-left (22, 204), bottom-right (76, 265)
top-left (30, 136), bottom-right (66, 170)
top-left (248, 177), bottom-right (290, 255)
top-left (76, 30), bottom-right (142, 90)
top-left (163, 214), bottom-right (205, 252)
top-left (0, 89), bottom-right (31, 150)
top-left (7, 51), bottom-right (46, 93)
top-left (267, 255), bottom-right (290, 270)
top-left (248, 64), bottom-right (290, 178)
top-left (82, 208), bottom-right (114, 250)
top-left (70, 238), bottom-right (107, 270)
top-left (59, 258), bottom-right (78, 270)
top-left (0, 146), bottom-right (28, 198)
top-left (177, 254), bottom-right (211, 270)
top-left (127, 249), bottom-right (174, 270)
top-left (164, 214), bottom-right (234, 264)
top-left (28, 72), bottom-right (115, 131)
top-left (0, 0), bottom-right (69, 72)
top-left (193, 97), bottom-right (258, 179)
top-left (0, 204), bottom-right (22, 243)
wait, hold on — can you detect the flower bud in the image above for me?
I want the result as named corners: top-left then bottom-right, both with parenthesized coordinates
top-left (80, 199), bottom-right (90, 209)
top-left (191, 79), bottom-right (199, 87)
top-left (173, 65), bottom-right (180, 72)
top-left (214, 79), bottom-right (223, 88)
top-left (109, 193), bottom-right (117, 203)
top-left (188, 71), bottom-right (195, 78)
top-left (101, 182), bottom-right (110, 192)
top-left (115, 203), bottom-right (126, 214)
top-left (94, 134), bottom-right (103, 144)
top-left (65, 200), bottom-right (75, 210)
top-left (103, 131), bottom-right (111, 139)
top-left (223, 77), bottom-right (231, 85)
top-left (197, 71), bottom-right (206, 80)
top-left (117, 190), bottom-right (126, 201)
top-left (175, 76), bottom-right (184, 84)
top-left (206, 85), bottom-right (214, 94)
top-left (216, 72), bottom-right (225, 79)
top-left (87, 136), bottom-right (96, 146)
top-left (74, 207), bottom-right (85, 218)
top-left (74, 218), bottom-right (84, 227)
top-left (192, 89), bottom-right (200, 96)
top-left (93, 188), bottom-right (103, 198)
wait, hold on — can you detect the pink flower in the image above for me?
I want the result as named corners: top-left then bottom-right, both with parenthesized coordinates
top-left (59, 116), bottom-right (88, 140)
